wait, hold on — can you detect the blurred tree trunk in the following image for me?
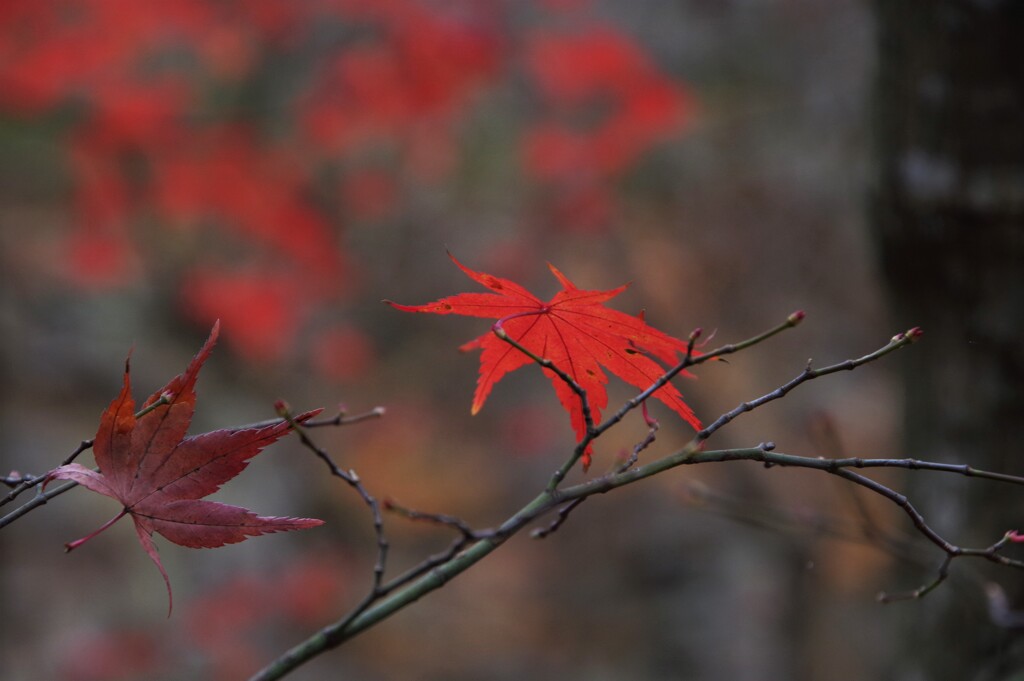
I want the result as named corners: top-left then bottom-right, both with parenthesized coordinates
top-left (869, 1), bottom-right (1024, 679)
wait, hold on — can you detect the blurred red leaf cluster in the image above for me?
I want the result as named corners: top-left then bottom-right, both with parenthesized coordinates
top-left (524, 25), bottom-right (693, 231)
top-left (0, 0), bottom-right (692, 367)
top-left (56, 552), bottom-right (349, 681)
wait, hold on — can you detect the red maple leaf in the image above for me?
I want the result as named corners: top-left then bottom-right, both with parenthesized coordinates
top-left (45, 322), bottom-right (323, 613)
top-left (387, 255), bottom-right (701, 467)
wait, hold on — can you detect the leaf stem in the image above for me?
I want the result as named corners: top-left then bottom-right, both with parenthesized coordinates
top-left (64, 508), bottom-right (127, 551)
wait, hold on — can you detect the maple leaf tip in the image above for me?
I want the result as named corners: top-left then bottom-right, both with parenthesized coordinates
top-left (545, 262), bottom-right (575, 290)
top-left (383, 300), bottom-right (423, 313)
top-left (203, 320), bottom-right (221, 350)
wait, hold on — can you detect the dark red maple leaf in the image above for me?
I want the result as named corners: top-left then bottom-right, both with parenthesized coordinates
top-left (387, 255), bottom-right (701, 467)
top-left (45, 322), bottom-right (323, 613)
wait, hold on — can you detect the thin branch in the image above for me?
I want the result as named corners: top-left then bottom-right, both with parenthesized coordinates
top-left (235, 406), bottom-right (386, 432)
top-left (0, 480), bottom-right (78, 530)
top-left (557, 445), bottom-right (1024, 597)
top-left (877, 533), bottom-right (1024, 604)
top-left (596, 311), bottom-right (805, 439)
top-left (503, 312), bottom-right (811, 490)
top-left (384, 499), bottom-right (480, 539)
top-left (694, 310), bottom-right (807, 365)
top-left (619, 402), bottom-right (660, 471)
top-left (378, 500), bottom-right (488, 594)
top-left (308, 406), bottom-right (387, 428)
top-left (689, 326), bottom-right (923, 450)
top-left (878, 555), bottom-right (954, 602)
top-left (531, 498), bottom-right (585, 539)
top-left (249, 327), bottom-right (931, 681)
top-left (592, 326), bottom-right (702, 439)
top-left (378, 535), bottom-right (477, 596)
top-left (2, 439), bottom-right (93, 506)
top-left (534, 405), bottom-right (660, 540)
top-left (277, 403), bottom-right (389, 627)
top-left (252, 438), bottom-right (1024, 681)
top-left (827, 467), bottom-right (957, 555)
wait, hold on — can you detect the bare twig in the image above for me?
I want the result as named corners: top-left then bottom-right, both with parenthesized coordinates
top-left (533, 404), bottom-right (660, 540)
top-left (384, 499), bottom-right (480, 539)
top-left (560, 444), bottom-right (1024, 594)
top-left (276, 402), bottom-right (389, 629)
top-left (619, 401), bottom-right (660, 471)
top-left (0, 480), bottom-right (79, 530)
top-left (235, 406), bottom-right (386, 432)
top-left (248, 324), bottom-right (949, 681)
top-left (689, 326), bottom-right (922, 451)
top-left (531, 498), bottom-right (586, 539)
top-left (378, 500), bottom-right (490, 594)
top-left (596, 312), bottom-right (804, 441)
top-left (2, 439), bottom-right (93, 507)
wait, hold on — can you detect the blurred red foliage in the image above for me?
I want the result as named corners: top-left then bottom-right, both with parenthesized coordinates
top-left (59, 628), bottom-right (161, 681)
top-left (0, 0), bottom-right (692, 368)
top-left (54, 552), bottom-right (349, 681)
top-left (182, 552), bottom-right (349, 679)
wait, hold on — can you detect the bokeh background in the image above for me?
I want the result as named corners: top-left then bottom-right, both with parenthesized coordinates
top-left (0, 1), bottom-right (946, 679)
